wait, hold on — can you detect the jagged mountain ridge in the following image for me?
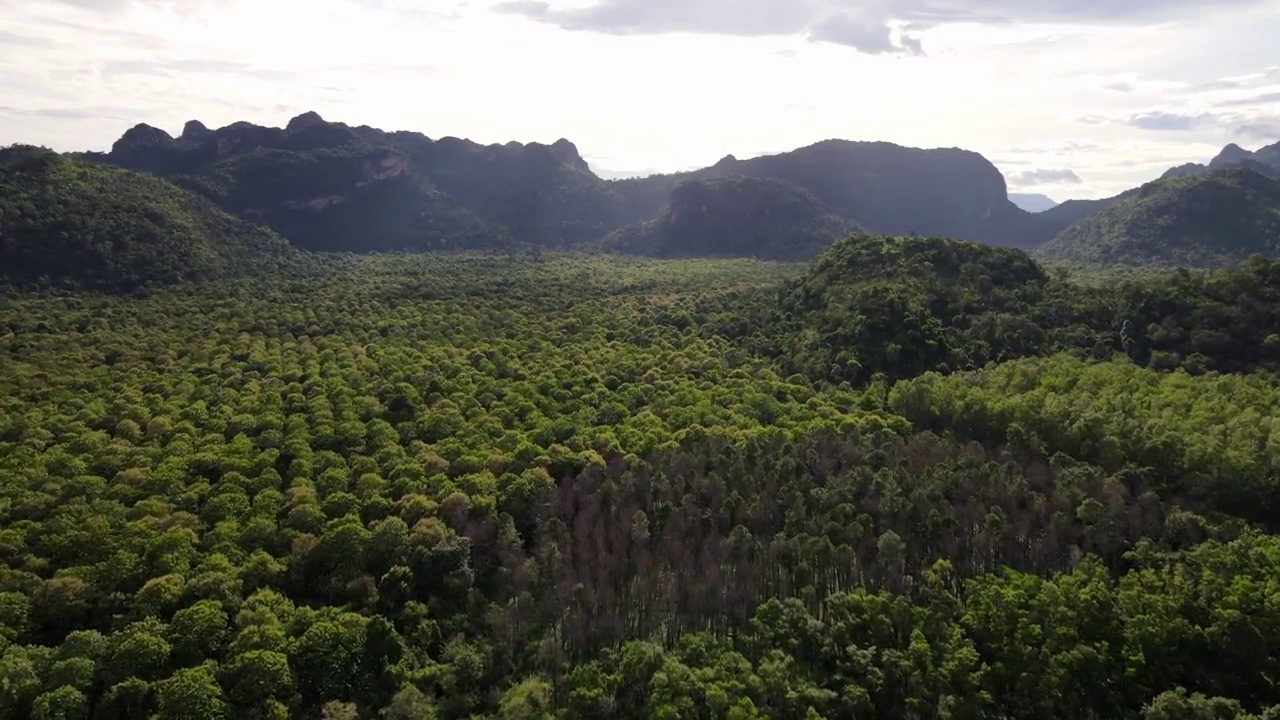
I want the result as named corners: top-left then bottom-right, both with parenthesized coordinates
top-left (1159, 141), bottom-right (1280, 181)
top-left (102, 112), bottom-right (614, 252)
top-left (84, 111), bottom-right (1280, 263)
top-left (610, 140), bottom-right (1059, 248)
top-left (96, 111), bottom-right (1091, 252)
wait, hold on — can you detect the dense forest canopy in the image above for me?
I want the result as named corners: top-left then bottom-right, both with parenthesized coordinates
top-left (5, 237), bottom-right (1280, 718)
top-left (6, 107), bottom-right (1280, 719)
top-left (773, 234), bottom-right (1280, 382)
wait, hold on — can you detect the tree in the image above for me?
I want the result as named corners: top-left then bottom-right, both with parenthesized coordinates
top-left (224, 649), bottom-right (295, 708)
top-left (1142, 688), bottom-right (1253, 720)
top-left (154, 665), bottom-right (228, 720)
top-left (381, 685), bottom-right (436, 720)
top-left (321, 701), bottom-right (361, 720)
top-left (31, 686), bottom-right (88, 720)
top-left (95, 678), bottom-right (152, 720)
top-left (498, 677), bottom-right (553, 720)
top-left (169, 600), bottom-right (229, 665)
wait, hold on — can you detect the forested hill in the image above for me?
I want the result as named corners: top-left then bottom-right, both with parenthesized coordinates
top-left (0, 145), bottom-right (293, 290)
top-left (598, 176), bottom-right (860, 260)
top-left (611, 140), bottom-right (1063, 248)
top-left (92, 112), bottom-right (1094, 253)
top-left (777, 233), bottom-right (1280, 382)
top-left (1038, 168), bottom-right (1280, 267)
top-left (1160, 141), bottom-right (1280, 180)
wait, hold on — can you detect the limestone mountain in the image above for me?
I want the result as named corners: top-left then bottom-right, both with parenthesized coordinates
top-left (611, 140), bottom-right (1052, 248)
top-left (1009, 193), bottom-right (1059, 213)
top-left (95, 110), bottom-right (1257, 258)
top-left (1157, 142), bottom-right (1280, 181)
top-left (1038, 168), bottom-right (1280, 267)
top-left (0, 145), bottom-right (292, 290)
top-left (102, 112), bottom-right (617, 252)
top-left (1258, 141), bottom-right (1280, 167)
top-left (599, 176), bottom-right (860, 260)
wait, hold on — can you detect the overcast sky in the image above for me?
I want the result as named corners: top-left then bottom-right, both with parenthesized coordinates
top-left (2, 0), bottom-right (1279, 199)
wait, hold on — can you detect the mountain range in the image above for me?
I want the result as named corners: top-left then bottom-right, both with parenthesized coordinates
top-left (1008, 193), bottom-right (1059, 213)
top-left (91, 111), bottom-right (1081, 254)
top-left (3, 109), bottom-right (1279, 287)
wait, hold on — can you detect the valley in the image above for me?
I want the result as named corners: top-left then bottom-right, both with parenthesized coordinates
top-left (3, 109), bottom-right (1280, 719)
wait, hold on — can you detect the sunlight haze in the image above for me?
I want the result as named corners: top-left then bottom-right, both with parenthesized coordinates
top-left (2, 0), bottom-right (1279, 199)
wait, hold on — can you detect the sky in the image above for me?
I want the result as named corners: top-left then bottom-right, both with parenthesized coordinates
top-left (1, 0), bottom-right (1279, 200)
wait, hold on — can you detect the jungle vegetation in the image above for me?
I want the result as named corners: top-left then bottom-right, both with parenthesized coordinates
top-left (4, 234), bottom-right (1280, 719)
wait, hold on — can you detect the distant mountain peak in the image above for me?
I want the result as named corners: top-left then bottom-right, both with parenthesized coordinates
top-left (285, 111), bottom-right (326, 134)
top-left (1008, 193), bottom-right (1059, 213)
top-left (180, 120), bottom-right (212, 142)
top-left (714, 154), bottom-right (739, 168)
top-left (1211, 143), bottom-right (1255, 167)
top-left (113, 123), bottom-right (174, 152)
top-left (1161, 162), bottom-right (1206, 179)
top-left (549, 138), bottom-right (590, 172)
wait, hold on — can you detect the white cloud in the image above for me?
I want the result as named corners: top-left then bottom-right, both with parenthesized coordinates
top-left (1009, 168), bottom-right (1083, 186)
top-left (0, 0), bottom-right (1278, 200)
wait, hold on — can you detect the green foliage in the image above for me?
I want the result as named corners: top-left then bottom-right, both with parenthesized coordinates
top-left (784, 234), bottom-right (1280, 381)
top-left (785, 233), bottom-right (1053, 380)
top-left (0, 145), bottom-right (293, 291)
top-left (1142, 688), bottom-right (1257, 720)
top-left (894, 354), bottom-right (1280, 525)
top-left (1, 249), bottom-right (1280, 718)
top-left (1040, 169), bottom-right (1280, 267)
top-left (154, 664), bottom-right (228, 720)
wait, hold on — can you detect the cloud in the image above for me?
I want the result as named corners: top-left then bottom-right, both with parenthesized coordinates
top-left (1009, 167), bottom-right (1083, 186)
top-left (999, 141), bottom-right (1102, 156)
top-left (1234, 120), bottom-right (1280, 140)
top-left (0, 104), bottom-right (146, 121)
top-left (1104, 81), bottom-right (1134, 93)
top-left (1193, 67), bottom-right (1280, 91)
top-left (1084, 106), bottom-right (1280, 141)
top-left (0, 30), bottom-right (52, 47)
top-left (101, 59), bottom-right (302, 80)
top-left (495, 0), bottom-right (1271, 55)
top-left (494, 0), bottom-right (549, 15)
top-left (1128, 111), bottom-right (1206, 130)
top-left (808, 11), bottom-right (923, 55)
top-left (1216, 91), bottom-right (1280, 107)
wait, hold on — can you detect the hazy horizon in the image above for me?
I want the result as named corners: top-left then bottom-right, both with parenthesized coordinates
top-left (3, 0), bottom-right (1279, 200)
